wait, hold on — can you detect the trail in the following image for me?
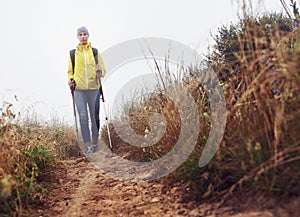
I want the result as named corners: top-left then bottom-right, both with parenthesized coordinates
top-left (32, 154), bottom-right (299, 217)
top-left (37, 156), bottom-right (203, 217)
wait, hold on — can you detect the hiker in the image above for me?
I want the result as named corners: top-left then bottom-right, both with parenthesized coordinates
top-left (67, 26), bottom-right (106, 154)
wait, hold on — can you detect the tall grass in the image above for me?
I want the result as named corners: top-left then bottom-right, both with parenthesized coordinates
top-left (101, 10), bottom-right (300, 203)
top-left (206, 12), bottom-right (300, 202)
top-left (0, 102), bottom-right (79, 216)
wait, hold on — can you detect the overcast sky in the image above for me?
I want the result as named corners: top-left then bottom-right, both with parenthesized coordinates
top-left (0, 0), bottom-right (284, 124)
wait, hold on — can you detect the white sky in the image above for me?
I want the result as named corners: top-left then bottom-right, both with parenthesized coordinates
top-left (0, 0), bottom-right (284, 124)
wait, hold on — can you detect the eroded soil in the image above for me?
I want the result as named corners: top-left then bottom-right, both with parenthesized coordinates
top-left (28, 153), bottom-right (300, 217)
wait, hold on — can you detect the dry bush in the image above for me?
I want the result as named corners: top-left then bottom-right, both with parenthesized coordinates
top-left (0, 102), bottom-right (79, 216)
top-left (204, 14), bottom-right (300, 202)
top-left (101, 13), bottom-right (300, 202)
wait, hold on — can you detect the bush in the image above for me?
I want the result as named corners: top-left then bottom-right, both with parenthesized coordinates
top-left (102, 11), bottom-right (300, 202)
top-left (0, 102), bottom-right (78, 216)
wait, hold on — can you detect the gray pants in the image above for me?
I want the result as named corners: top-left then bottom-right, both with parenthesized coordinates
top-left (74, 90), bottom-right (99, 144)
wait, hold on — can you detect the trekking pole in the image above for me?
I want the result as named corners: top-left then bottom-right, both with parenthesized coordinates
top-left (97, 72), bottom-right (113, 152)
top-left (70, 78), bottom-right (79, 142)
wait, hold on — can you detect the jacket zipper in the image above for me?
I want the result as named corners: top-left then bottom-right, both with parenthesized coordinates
top-left (83, 48), bottom-right (88, 89)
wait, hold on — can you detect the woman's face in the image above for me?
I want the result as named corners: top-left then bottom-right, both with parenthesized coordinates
top-left (78, 32), bottom-right (89, 45)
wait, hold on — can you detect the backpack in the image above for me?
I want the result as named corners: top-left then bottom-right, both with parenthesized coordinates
top-left (69, 47), bottom-right (98, 73)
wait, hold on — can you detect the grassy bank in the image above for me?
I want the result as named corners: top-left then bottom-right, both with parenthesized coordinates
top-left (101, 10), bottom-right (300, 202)
top-left (0, 103), bottom-right (79, 216)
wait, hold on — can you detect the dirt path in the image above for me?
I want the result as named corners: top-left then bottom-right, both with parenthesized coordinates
top-left (31, 154), bottom-right (298, 217)
top-left (36, 156), bottom-right (207, 217)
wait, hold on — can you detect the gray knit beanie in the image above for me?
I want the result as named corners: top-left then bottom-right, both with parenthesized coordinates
top-left (77, 26), bottom-right (89, 36)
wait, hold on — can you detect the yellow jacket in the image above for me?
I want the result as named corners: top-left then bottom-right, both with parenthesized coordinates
top-left (67, 42), bottom-right (106, 90)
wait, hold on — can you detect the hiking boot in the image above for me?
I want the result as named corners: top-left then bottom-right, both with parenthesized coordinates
top-left (92, 144), bottom-right (99, 153)
top-left (86, 146), bottom-right (93, 155)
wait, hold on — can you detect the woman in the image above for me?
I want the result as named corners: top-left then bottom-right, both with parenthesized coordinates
top-left (67, 26), bottom-right (106, 154)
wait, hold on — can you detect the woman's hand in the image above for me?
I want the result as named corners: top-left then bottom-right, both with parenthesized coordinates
top-left (68, 78), bottom-right (75, 89)
top-left (96, 64), bottom-right (102, 77)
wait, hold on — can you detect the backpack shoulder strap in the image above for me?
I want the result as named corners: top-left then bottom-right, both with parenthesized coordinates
top-left (92, 48), bottom-right (98, 64)
top-left (69, 49), bottom-right (76, 74)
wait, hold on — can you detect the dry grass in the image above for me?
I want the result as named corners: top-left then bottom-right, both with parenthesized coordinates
top-left (207, 15), bottom-right (300, 205)
top-left (0, 102), bottom-right (79, 216)
top-left (101, 12), bottom-right (300, 203)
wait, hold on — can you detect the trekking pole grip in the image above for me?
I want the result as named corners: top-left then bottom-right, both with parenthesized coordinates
top-left (70, 78), bottom-right (75, 91)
